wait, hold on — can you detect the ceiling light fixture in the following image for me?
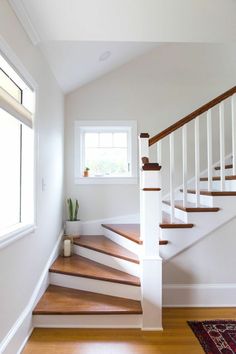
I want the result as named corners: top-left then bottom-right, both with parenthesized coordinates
top-left (99, 51), bottom-right (111, 62)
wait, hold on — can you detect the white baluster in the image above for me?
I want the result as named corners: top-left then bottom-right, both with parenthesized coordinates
top-left (219, 102), bottom-right (225, 191)
top-left (169, 133), bottom-right (174, 222)
top-left (182, 125), bottom-right (187, 207)
top-left (232, 94), bottom-right (236, 176)
top-left (157, 141), bottom-right (162, 165)
top-left (195, 117), bottom-right (200, 206)
top-left (207, 110), bottom-right (212, 191)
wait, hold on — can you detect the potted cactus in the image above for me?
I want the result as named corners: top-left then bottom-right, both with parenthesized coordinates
top-left (65, 198), bottom-right (82, 236)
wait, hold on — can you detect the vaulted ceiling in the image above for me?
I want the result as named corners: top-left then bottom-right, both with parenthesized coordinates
top-left (8, 0), bottom-right (236, 93)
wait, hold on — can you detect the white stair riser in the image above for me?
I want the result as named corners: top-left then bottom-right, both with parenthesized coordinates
top-left (50, 273), bottom-right (141, 300)
top-left (200, 180), bottom-right (236, 191)
top-left (161, 196), bottom-right (236, 260)
top-left (215, 167), bottom-right (233, 177)
top-left (73, 245), bottom-right (140, 277)
top-left (103, 228), bottom-right (141, 255)
top-left (33, 314), bottom-right (142, 328)
top-left (162, 203), bottom-right (188, 223)
top-left (186, 193), bottom-right (213, 206)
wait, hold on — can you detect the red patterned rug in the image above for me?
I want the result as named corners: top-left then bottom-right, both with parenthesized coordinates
top-left (188, 320), bottom-right (236, 353)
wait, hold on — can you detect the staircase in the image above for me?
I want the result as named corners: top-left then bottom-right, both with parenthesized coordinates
top-left (33, 86), bottom-right (236, 330)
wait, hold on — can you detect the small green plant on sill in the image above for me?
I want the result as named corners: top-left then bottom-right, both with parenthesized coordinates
top-left (83, 167), bottom-right (90, 177)
top-left (67, 198), bottom-right (79, 221)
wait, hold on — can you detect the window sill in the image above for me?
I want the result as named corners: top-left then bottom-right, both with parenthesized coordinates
top-left (75, 176), bottom-right (138, 185)
top-left (0, 223), bottom-right (36, 250)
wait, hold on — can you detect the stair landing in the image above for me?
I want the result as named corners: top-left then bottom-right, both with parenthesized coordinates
top-left (33, 285), bottom-right (142, 315)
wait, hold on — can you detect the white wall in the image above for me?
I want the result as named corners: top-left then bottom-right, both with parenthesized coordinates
top-left (0, 0), bottom-right (64, 346)
top-left (163, 217), bottom-right (236, 284)
top-left (65, 43), bottom-right (236, 221)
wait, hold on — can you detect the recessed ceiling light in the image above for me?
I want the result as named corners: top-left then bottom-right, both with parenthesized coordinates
top-left (99, 51), bottom-right (111, 62)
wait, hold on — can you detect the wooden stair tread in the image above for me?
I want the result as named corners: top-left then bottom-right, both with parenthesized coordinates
top-left (200, 175), bottom-right (236, 181)
top-left (163, 200), bottom-right (220, 212)
top-left (74, 235), bottom-right (139, 264)
top-left (182, 189), bottom-right (236, 196)
top-left (33, 285), bottom-right (142, 315)
top-left (102, 224), bottom-right (141, 244)
top-left (215, 164), bottom-right (233, 170)
top-left (160, 211), bottom-right (194, 228)
top-left (102, 224), bottom-right (169, 245)
top-left (50, 255), bottom-right (140, 287)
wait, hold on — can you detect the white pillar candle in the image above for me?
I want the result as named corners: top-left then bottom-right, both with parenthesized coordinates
top-left (64, 239), bottom-right (71, 257)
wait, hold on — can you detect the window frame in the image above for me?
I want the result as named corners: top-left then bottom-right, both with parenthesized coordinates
top-left (0, 40), bottom-right (37, 249)
top-left (74, 120), bottom-right (138, 185)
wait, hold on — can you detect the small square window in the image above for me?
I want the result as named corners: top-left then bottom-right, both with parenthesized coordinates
top-left (74, 121), bottom-right (137, 184)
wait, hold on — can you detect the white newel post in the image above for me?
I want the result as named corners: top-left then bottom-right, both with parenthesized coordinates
top-left (139, 136), bottom-right (162, 330)
top-left (139, 134), bottom-right (150, 242)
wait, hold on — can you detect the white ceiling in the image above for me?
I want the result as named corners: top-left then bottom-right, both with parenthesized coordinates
top-left (40, 41), bottom-right (159, 93)
top-left (8, 0), bottom-right (236, 93)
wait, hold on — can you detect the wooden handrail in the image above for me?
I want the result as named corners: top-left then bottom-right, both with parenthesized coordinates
top-left (149, 86), bottom-right (236, 146)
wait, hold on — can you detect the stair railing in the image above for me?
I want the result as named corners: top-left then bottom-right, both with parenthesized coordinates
top-left (139, 85), bottom-right (236, 330)
top-left (149, 86), bottom-right (236, 219)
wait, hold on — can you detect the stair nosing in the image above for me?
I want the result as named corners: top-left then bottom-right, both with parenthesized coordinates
top-left (200, 175), bottom-right (236, 181)
top-left (215, 164), bottom-right (233, 170)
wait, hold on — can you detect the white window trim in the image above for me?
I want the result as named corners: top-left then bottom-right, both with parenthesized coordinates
top-left (74, 120), bottom-right (138, 185)
top-left (0, 37), bottom-right (38, 249)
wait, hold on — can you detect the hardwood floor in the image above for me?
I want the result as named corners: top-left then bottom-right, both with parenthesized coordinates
top-left (23, 307), bottom-right (236, 354)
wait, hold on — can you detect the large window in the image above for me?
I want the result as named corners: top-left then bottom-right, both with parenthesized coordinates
top-left (0, 52), bottom-right (34, 242)
top-left (75, 121), bottom-right (137, 184)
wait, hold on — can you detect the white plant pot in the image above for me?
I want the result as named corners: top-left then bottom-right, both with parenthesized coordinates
top-left (65, 220), bottom-right (82, 237)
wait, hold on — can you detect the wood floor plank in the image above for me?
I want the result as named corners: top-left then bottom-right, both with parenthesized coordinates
top-left (33, 285), bottom-right (142, 315)
top-left (23, 308), bottom-right (236, 354)
top-left (50, 255), bottom-right (141, 286)
top-left (73, 235), bottom-right (139, 264)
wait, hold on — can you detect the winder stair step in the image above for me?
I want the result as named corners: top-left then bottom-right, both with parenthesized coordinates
top-left (50, 255), bottom-right (140, 286)
top-left (102, 223), bottom-right (169, 244)
top-left (74, 235), bottom-right (139, 264)
top-left (33, 285), bottom-right (142, 315)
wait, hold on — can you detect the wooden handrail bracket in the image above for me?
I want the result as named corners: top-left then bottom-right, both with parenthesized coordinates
top-left (149, 86), bottom-right (236, 146)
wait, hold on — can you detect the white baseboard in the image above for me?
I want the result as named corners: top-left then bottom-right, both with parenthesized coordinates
top-left (0, 229), bottom-right (64, 354)
top-left (163, 283), bottom-right (236, 307)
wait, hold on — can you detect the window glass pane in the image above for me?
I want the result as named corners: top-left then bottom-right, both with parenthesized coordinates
top-left (0, 108), bottom-right (21, 231)
top-left (99, 133), bottom-right (112, 147)
top-left (85, 133), bottom-right (98, 147)
top-left (85, 147), bottom-right (128, 176)
top-left (113, 132), bottom-right (127, 147)
top-left (0, 69), bottom-right (21, 102)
